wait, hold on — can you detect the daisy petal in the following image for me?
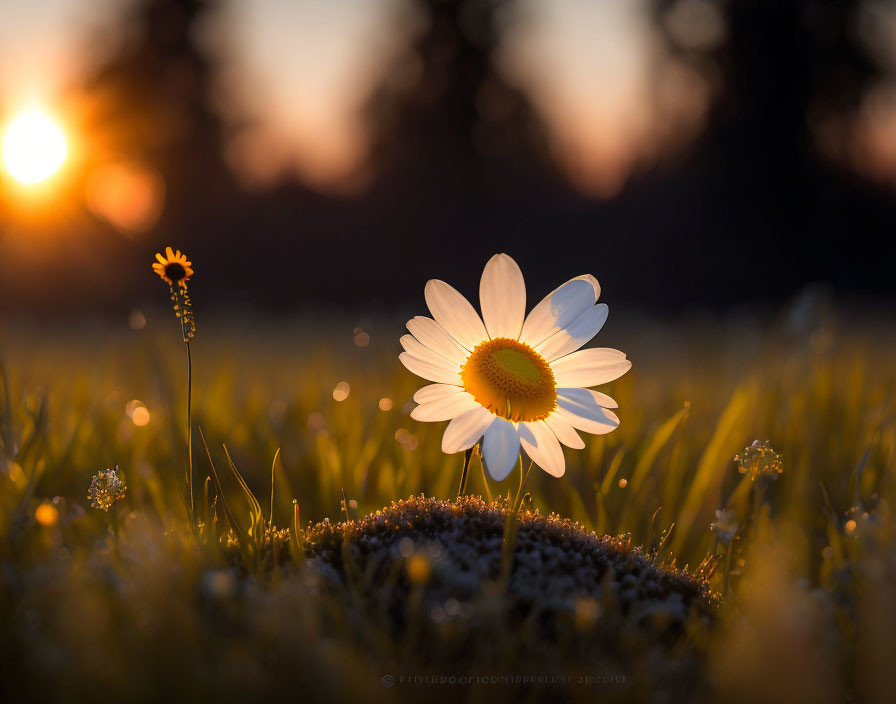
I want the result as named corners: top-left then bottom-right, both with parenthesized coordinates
top-left (441, 406), bottom-right (495, 454)
top-left (399, 352), bottom-right (463, 385)
top-left (400, 334), bottom-right (454, 365)
top-left (407, 317), bottom-right (469, 365)
top-left (519, 421), bottom-right (565, 477)
top-left (557, 388), bottom-right (618, 420)
top-left (554, 406), bottom-right (620, 435)
top-left (534, 304), bottom-right (609, 362)
top-left (550, 348), bottom-right (631, 388)
top-left (482, 418), bottom-right (521, 481)
top-left (555, 388), bottom-right (621, 435)
top-left (412, 391), bottom-right (479, 422)
top-left (425, 280), bottom-right (488, 351)
top-left (589, 390), bottom-right (618, 409)
top-left (413, 383), bottom-right (464, 404)
top-left (519, 279), bottom-right (595, 348)
top-left (544, 413), bottom-right (584, 449)
top-left (480, 253), bottom-right (526, 341)
top-left (574, 274), bottom-right (601, 302)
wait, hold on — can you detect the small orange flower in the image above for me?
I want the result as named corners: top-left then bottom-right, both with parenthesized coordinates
top-left (153, 246), bottom-right (193, 287)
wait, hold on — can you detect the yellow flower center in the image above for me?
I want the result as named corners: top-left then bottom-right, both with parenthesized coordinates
top-left (461, 338), bottom-right (556, 422)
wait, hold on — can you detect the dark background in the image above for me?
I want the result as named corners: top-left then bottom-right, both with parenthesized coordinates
top-left (1, 0), bottom-right (895, 316)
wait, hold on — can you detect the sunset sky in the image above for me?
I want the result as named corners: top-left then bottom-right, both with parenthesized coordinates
top-left (0, 0), bottom-right (716, 194)
top-left (1, 1), bottom-right (895, 316)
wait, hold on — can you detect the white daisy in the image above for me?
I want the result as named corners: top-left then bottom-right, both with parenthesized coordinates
top-left (400, 253), bottom-right (630, 481)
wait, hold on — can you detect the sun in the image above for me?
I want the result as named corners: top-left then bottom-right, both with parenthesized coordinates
top-left (2, 110), bottom-right (68, 185)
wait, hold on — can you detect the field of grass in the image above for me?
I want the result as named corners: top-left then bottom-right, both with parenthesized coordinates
top-left (2, 300), bottom-right (895, 702)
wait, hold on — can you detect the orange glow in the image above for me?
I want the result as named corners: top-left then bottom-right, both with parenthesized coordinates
top-left (2, 109), bottom-right (67, 185)
top-left (86, 161), bottom-right (165, 233)
top-left (132, 407), bottom-right (150, 427)
top-left (35, 502), bottom-right (59, 527)
top-left (500, 0), bottom-right (714, 197)
top-left (460, 338), bottom-right (556, 422)
top-left (126, 400), bottom-right (150, 426)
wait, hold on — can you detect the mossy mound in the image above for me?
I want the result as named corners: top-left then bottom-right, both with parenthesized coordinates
top-left (302, 495), bottom-right (717, 692)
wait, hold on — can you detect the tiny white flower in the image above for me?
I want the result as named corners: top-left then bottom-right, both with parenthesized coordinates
top-left (710, 508), bottom-right (739, 544)
top-left (400, 253), bottom-right (630, 480)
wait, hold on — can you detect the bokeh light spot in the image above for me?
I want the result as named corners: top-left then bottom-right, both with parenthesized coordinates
top-left (394, 427), bottom-right (418, 451)
top-left (35, 502), bottom-right (59, 527)
top-left (353, 327), bottom-right (370, 347)
top-left (333, 381), bottom-right (350, 401)
top-left (126, 400), bottom-right (150, 426)
top-left (129, 309), bottom-right (147, 330)
top-left (132, 407), bottom-right (150, 426)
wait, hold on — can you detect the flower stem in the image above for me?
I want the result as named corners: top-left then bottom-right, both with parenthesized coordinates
top-left (722, 540), bottom-right (734, 596)
top-left (500, 453), bottom-right (529, 589)
top-left (0, 359), bottom-right (13, 457)
top-left (512, 459), bottom-right (534, 514)
top-left (478, 449), bottom-right (492, 502)
top-left (457, 447), bottom-right (473, 498)
top-left (185, 340), bottom-right (194, 525)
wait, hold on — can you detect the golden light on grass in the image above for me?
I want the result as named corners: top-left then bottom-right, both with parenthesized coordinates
top-left (1, 301), bottom-right (894, 698)
top-left (2, 109), bottom-right (67, 185)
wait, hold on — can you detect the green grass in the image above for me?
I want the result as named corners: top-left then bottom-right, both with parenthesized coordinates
top-left (1, 305), bottom-right (895, 701)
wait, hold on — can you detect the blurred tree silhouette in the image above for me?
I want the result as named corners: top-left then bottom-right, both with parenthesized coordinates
top-left (353, 0), bottom-right (581, 301)
top-left (85, 0), bottom-right (237, 249)
top-left (80, 0), bottom-right (896, 310)
top-left (365, 0), bottom-right (549, 185)
top-left (645, 0), bottom-right (896, 302)
top-left (221, 0), bottom-right (575, 310)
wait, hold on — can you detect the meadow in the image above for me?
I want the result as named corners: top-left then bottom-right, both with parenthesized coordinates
top-left (1, 297), bottom-right (895, 702)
